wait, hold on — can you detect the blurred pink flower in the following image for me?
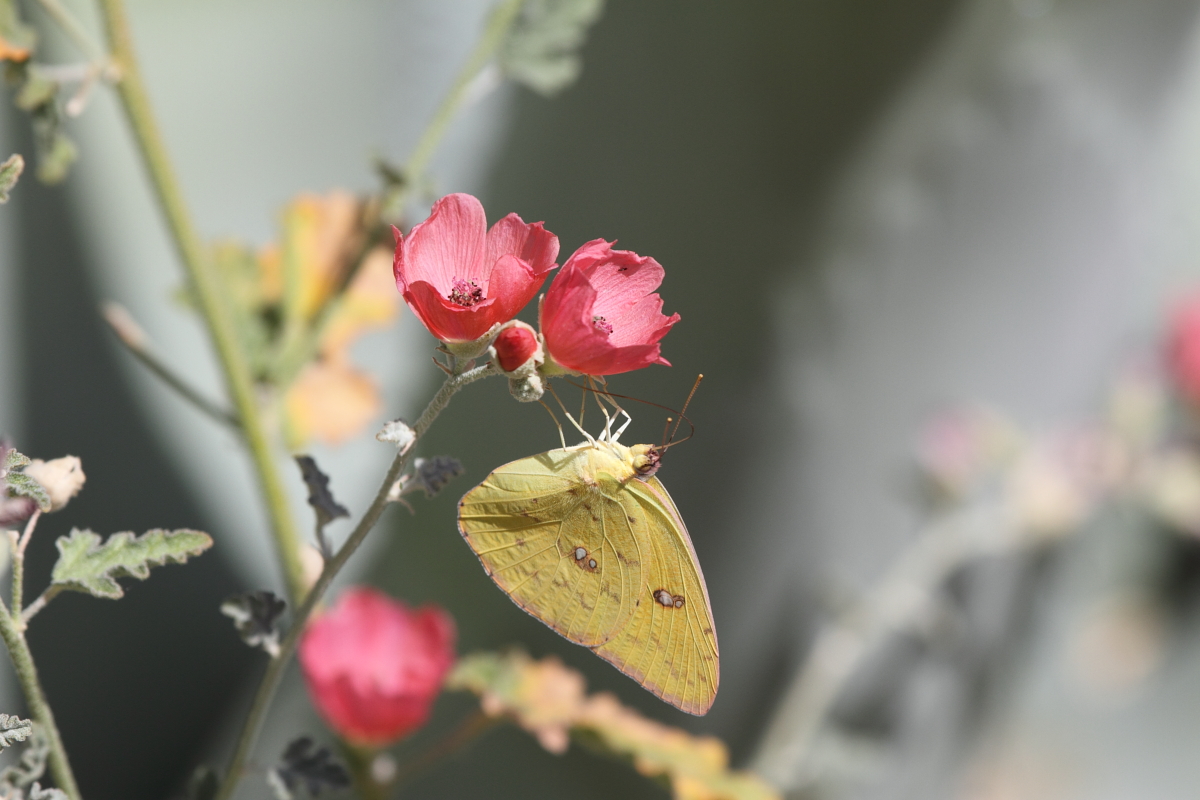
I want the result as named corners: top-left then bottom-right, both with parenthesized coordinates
top-left (1167, 292), bottom-right (1200, 405)
top-left (539, 240), bottom-right (679, 376)
top-left (299, 587), bottom-right (456, 745)
top-left (392, 193), bottom-right (558, 350)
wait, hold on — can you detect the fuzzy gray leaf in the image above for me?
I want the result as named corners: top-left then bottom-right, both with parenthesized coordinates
top-left (0, 725), bottom-right (50, 792)
top-left (0, 154), bottom-right (23, 203)
top-left (221, 591), bottom-right (286, 656)
top-left (413, 456), bottom-right (465, 498)
top-left (29, 783), bottom-right (67, 800)
top-left (269, 737), bottom-right (349, 797)
top-left (295, 456), bottom-right (348, 528)
top-left (0, 715), bottom-right (31, 750)
top-left (51, 528), bottom-right (213, 599)
top-left (499, 0), bottom-right (604, 96)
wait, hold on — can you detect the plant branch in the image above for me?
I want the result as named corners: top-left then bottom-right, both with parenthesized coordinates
top-left (33, 0), bottom-right (108, 65)
top-left (102, 303), bottom-right (241, 430)
top-left (0, 597), bottom-right (79, 798)
top-left (19, 586), bottom-right (61, 626)
top-left (96, 0), bottom-right (309, 604)
top-left (213, 363), bottom-right (494, 800)
top-left (402, 0), bottom-right (524, 193)
top-left (749, 503), bottom-right (1067, 791)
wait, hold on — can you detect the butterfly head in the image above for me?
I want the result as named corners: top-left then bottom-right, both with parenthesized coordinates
top-left (630, 444), bottom-right (663, 479)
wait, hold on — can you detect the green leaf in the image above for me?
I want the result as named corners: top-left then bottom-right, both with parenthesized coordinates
top-left (498, 0), bottom-right (604, 96)
top-left (3, 447), bottom-right (29, 472)
top-left (0, 715), bottom-right (31, 750)
top-left (0, 154), bottom-right (23, 203)
top-left (5, 473), bottom-right (49, 513)
top-left (51, 528), bottom-right (213, 599)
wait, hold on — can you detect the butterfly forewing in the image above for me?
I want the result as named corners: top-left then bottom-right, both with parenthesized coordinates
top-left (458, 448), bottom-right (642, 647)
top-left (591, 475), bottom-right (719, 715)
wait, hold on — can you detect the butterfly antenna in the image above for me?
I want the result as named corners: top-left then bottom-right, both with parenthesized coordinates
top-left (665, 374), bottom-right (704, 448)
top-left (547, 382), bottom-right (595, 446)
top-left (562, 377), bottom-right (697, 449)
top-left (660, 416), bottom-right (674, 448)
top-left (538, 399), bottom-right (567, 449)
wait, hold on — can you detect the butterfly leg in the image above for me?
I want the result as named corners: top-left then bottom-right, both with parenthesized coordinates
top-left (547, 382), bottom-right (595, 446)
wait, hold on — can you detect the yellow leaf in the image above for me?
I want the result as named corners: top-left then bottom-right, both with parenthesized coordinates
top-left (278, 191), bottom-right (363, 322)
top-left (284, 359), bottom-right (381, 448)
top-left (0, 37), bottom-right (30, 63)
top-left (448, 651), bottom-right (779, 800)
top-left (321, 245), bottom-right (399, 356)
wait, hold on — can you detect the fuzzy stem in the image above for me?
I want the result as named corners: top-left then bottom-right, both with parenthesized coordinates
top-left (213, 364), bottom-right (494, 800)
top-left (0, 598), bottom-right (80, 798)
top-left (95, 0), bottom-right (309, 605)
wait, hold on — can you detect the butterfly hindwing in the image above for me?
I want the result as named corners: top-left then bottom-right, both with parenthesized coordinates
top-left (592, 475), bottom-right (719, 715)
top-left (458, 448), bottom-right (642, 647)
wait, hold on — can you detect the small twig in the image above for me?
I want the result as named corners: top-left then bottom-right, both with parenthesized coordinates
top-left (33, 0), bottom-right (110, 65)
top-left (10, 510), bottom-right (41, 623)
top-left (102, 303), bottom-right (240, 430)
top-left (213, 363), bottom-right (495, 800)
top-left (16, 510), bottom-right (39, 558)
top-left (401, 0), bottom-right (525, 198)
top-left (21, 587), bottom-right (62, 627)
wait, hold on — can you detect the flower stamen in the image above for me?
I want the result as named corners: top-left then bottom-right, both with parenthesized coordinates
top-left (592, 315), bottom-right (613, 335)
top-left (448, 278), bottom-right (484, 308)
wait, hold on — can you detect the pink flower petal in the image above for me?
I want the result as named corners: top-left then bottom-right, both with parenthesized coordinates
top-left (486, 215), bottom-right (559, 281)
top-left (397, 194), bottom-right (487, 294)
top-left (403, 281), bottom-right (499, 343)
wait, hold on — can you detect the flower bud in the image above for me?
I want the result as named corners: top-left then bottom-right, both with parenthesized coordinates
top-left (299, 588), bottom-right (455, 746)
top-left (23, 456), bottom-right (85, 512)
top-left (488, 320), bottom-right (543, 380)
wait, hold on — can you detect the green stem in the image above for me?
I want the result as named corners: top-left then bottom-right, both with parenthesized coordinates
top-left (339, 742), bottom-right (387, 800)
top-left (403, 0), bottom-right (524, 188)
top-left (33, 0), bottom-right (108, 64)
top-left (0, 601), bottom-right (80, 799)
top-left (95, 0), bottom-right (309, 605)
top-left (213, 364), bottom-right (494, 800)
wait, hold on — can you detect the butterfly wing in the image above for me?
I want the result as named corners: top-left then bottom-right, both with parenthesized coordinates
top-left (592, 474), bottom-right (720, 715)
top-left (457, 448), bottom-right (643, 647)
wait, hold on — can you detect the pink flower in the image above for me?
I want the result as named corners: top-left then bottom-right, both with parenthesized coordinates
top-left (393, 193), bottom-right (559, 352)
top-left (299, 587), bottom-right (456, 746)
top-left (539, 240), bottom-right (680, 375)
top-left (1168, 292), bottom-right (1200, 405)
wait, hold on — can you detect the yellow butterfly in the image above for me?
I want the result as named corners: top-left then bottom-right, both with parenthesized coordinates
top-left (457, 435), bottom-right (718, 715)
